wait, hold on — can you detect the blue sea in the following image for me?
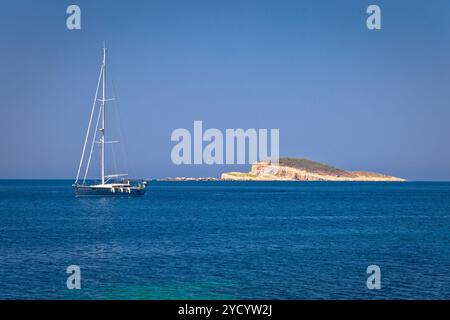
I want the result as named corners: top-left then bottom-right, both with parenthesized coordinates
top-left (0, 180), bottom-right (449, 299)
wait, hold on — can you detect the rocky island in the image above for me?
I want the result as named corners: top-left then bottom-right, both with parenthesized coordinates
top-left (220, 157), bottom-right (405, 182)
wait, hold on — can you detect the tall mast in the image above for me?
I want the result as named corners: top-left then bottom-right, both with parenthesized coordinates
top-left (101, 44), bottom-right (106, 185)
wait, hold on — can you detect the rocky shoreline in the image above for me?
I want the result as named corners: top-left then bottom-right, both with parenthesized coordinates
top-left (157, 177), bottom-right (219, 181)
top-left (160, 157), bottom-right (405, 182)
top-left (221, 158), bottom-right (405, 182)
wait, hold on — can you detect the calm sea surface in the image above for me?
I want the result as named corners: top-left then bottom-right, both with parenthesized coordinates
top-left (0, 180), bottom-right (449, 299)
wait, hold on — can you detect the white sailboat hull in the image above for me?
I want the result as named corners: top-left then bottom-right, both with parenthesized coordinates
top-left (74, 183), bottom-right (146, 197)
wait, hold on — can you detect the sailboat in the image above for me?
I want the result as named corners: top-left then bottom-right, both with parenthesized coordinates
top-left (73, 44), bottom-right (147, 196)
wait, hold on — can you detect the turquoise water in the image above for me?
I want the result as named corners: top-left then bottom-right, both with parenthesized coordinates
top-left (0, 180), bottom-right (449, 299)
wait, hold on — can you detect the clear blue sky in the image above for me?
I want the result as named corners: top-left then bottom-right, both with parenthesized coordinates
top-left (1, 0), bottom-right (450, 180)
